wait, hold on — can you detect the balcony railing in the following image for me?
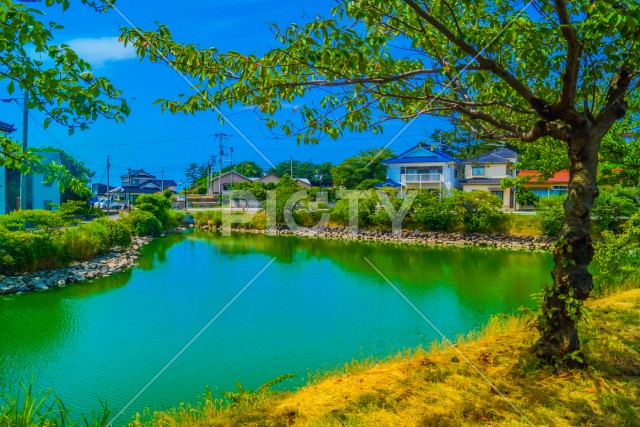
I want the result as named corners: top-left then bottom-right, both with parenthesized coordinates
top-left (401, 173), bottom-right (443, 184)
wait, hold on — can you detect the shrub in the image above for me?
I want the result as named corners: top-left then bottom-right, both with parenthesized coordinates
top-left (0, 230), bottom-right (60, 274)
top-left (592, 185), bottom-right (639, 232)
top-left (331, 193), bottom-right (377, 227)
top-left (452, 190), bottom-right (504, 233)
top-left (57, 222), bottom-right (111, 262)
top-left (163, 188), bottom-right (173, 199)
top-left (411, 191), bottom-right (456, 231)
top-left (135, 193), bottom-right (173, 229)
top-left (515, 187), bottom-right (540, 207)
top-left (194, 210), bottom-right (223, 227)
top-left (94, 218), bottom-right (132, 248)
top-left (593, 214), bottom-right (640, 296)
top-left (0, 209), bottom-right (66, 232)
top-left (123, 210), bottom-right (163, 237)
top-left (535, 196), bottom-right (565, 236)
top-left (58, 200), bottom-right (90, 220)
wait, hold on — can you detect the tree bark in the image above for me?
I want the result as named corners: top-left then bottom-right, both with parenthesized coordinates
top-left (534, 127), bottom-right (601, 367)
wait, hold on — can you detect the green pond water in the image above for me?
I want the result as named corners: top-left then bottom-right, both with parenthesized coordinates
top-left (0, 231), bottom-right (552, 423)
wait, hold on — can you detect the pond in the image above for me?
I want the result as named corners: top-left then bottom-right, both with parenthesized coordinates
top-left (0, 231), bottom-right (552, 423)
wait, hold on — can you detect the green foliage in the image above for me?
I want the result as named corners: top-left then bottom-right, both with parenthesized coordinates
top-left (515, 187), bottom-right (540, 207)
top-left (268, 161), bottom-right (332, 186)
top-left (451, 191), bottom-right (504, 233)
top-left (593, 214), bottom-right (640, 296)
top-left (30, 146), bottom-right (94, 202)
top-left (94, 218), bottom-right (132, 248)
top-left (330, 149), bottom-right (394, 189)
top-left (0, 209), bottom-right (66, 232)
top-left (331, 192), bottom-right (377, 227)
top-left (0, 230), bottom-right (61, 274)
top-left (0, 381), bottom-right (111, 427)
top-left (135, 193), bottom-right (174, 230)
top-left (163, 188), bottom-right (173, 199)
top-left (535, 196), bottom-right (565, 236)
top-left (223, 161), bottom-right (264, 178)
top-left (232, 181), bottom-right (268, 201)
top-left (221, 374), bottom-right (295, 406)
top-left (272, 174), bottom-right (304, 225)
top-left (57, 222), bottom-right (111, 263)
top-left (592, 185), bottom-right (639, 232)
top-left (0, 0), bottom-right (129, 183)
top-left (411, 191), bottom-right (456, 231)
top-left (193, 210), bottom-right (223, 228)
top-left (355, 178), bottom-right (382, 190)
top-left (122, 210), bottom-right (163, 237)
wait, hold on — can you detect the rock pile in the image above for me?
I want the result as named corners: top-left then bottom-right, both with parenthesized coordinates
top-left (0, 237), bottom-right (152, 296)
top-left (198, 224), bottom-right (554, 251)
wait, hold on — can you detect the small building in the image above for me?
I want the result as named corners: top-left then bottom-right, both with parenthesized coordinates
top-left (517, 170), bottom-right (569, 209)
top-left (293, 178), bottom-right (313, 189)
top-left (0, 118), bottom-right (61, 212)
top-left (91, 183), bottom-right (116, 196)
top-left (460, 148), bottom-right (518, 209)
top-left (110, 169), bottom-right (177, 204)
top-left (381, 142), bottom-right (459, 193)
top-left (209, 171), bottom-right (252, 195)
top-left (256, 173), bottom-right (280, 185)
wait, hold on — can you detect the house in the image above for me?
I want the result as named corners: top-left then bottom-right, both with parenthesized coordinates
top-left (0, 120), bottom-right (61, 212)
top-left (256, 173), bottom-right (280, 185)
top-left (460, 147), bottom-right (518, 209)
top-left (209, 170), bottom-right (252, 195)
top-left (517, 170), bottom-right (569, 208)
top-left (293, 178), bottom-right (313, 188)
top-left (381, 142), bottom-right (459, 193)
top-left (109, 169), bottom-right (177, 204)
top-left (91, 183), bottom-right (116, 197)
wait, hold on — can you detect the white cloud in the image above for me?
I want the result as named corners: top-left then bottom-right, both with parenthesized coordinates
top-left (65, 37), bottom-right (136, 67)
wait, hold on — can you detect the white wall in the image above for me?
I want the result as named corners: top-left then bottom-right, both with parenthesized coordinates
top-left (32, 174), bottom-right (60, 210)
top-left (464, 163), bottom-right (509, 179)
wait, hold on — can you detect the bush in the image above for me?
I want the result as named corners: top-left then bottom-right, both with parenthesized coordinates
top-left (194, 210), bottom-right (223, 227)
top-left (0, 230), bottom-right (60, 274)
top-left (331, 193), bottom-right (377, 227)
top-left (57, 222), bottom-right (111, 262)
top-left (122, 210), bottom-right (163, 237)
top-left (411, 191), bottom-right (456, 231)
top-left (95, 218), bottom-right (132, 248)
top-left (163, 188), bottom-right (173, 199)
top-left (592, 185), bottom-right (639, 232)
top-left (135, 193), bottom-right (173, 230)
top-left (58, 200), bottom-right (90, 220)
top-left (0, 209), bottom-right (66, 232)
top-left (515, 187), bottom-right (540, 207)
top-left (593, 214), bottom-right (640, 296)
top-left (535, 196), bottom-right (565, 236)
top-left (452, 190), bottom-right (504, 233)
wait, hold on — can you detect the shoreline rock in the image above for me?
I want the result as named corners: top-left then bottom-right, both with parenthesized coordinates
top-left (197, 224), bottom-right (555, 252)
top-left (0, 236), bottom-right (153, 296)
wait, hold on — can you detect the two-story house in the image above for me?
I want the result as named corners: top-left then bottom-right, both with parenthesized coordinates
top-left (109, 169), bottom-right (177, 204)
top-left (460, 147), bottom-right (518, 209)
top-left (380, 142), bottom-right (459, 193)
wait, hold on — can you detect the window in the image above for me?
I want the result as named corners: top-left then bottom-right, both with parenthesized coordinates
top-left (472, 166), bottom-right (485, 176)
top-left (530, 188), bottom-right (550, 198)
top-left (551, 186), bottom-right (568, 196)
top-left (43, 200), bottom-right (52, 210)
top-left (490, 190), bottom-right (503, 200)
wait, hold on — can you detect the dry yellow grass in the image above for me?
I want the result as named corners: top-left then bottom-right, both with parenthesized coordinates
top-left (131, 289), bottom-right (640, 427)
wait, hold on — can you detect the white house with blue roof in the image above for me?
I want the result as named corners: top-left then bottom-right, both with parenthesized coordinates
top-left (379, 142), bottom-right (459, 193)
top-left (460, 147), bottom-right (518, 209)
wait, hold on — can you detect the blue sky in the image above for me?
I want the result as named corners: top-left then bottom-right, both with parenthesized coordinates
top-left (1, 0), bottom-right (446, 184)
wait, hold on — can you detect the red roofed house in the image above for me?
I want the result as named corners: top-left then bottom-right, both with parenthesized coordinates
top-left (517, 170), bottom-right (569, 208)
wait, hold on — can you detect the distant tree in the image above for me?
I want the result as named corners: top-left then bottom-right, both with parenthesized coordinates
top-left (184, 163), bottom-right (199, 189)
top-left (222, 161), bottom-right (264, 177)
top-left (31, 146), bottom-right (94, 202)
top-left (331, 148), bottom-right (394, 189)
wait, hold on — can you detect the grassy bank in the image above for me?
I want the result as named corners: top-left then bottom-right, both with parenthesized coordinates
top-left (127, 289), bottom-right (640, 427)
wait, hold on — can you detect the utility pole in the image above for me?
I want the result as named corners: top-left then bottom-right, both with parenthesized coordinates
top-left (127, 167), bottom-right (132, 211)
top-left (106, 155), bottom-right (111, 216)
top-left (214, 133), bottom-right (229, 198)
top-left (229, 146), bottom-right (234, 191)
top-left (19, 90), bottom-right (28, 210)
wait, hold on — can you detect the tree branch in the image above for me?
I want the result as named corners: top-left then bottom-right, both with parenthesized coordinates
top-left (554, 0), bottom-right (582, 112)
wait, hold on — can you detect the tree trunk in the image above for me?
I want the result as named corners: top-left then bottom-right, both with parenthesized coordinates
top-left (534, 128), bottom-right (601, 367)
